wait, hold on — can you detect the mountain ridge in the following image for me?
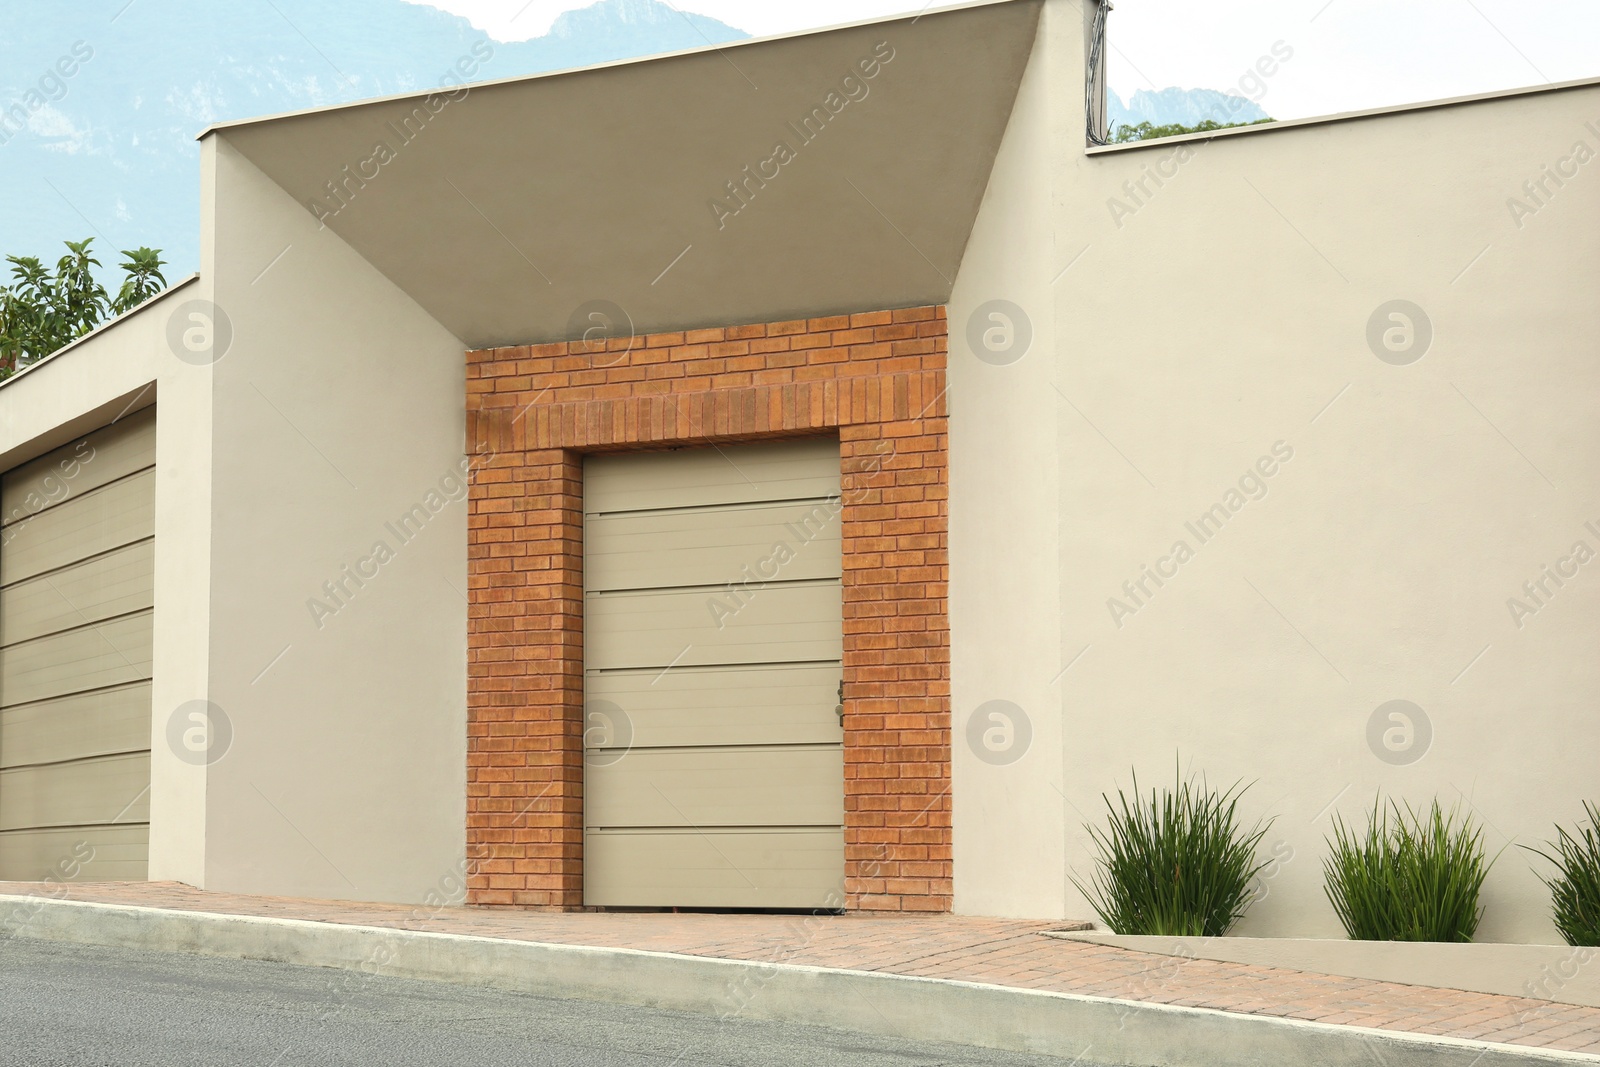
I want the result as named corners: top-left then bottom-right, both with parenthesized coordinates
top-left (1109, 87), bottom-right (1270, 132)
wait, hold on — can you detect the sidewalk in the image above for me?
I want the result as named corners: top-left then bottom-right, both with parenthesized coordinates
top-left (3, 880), bottom-right (1598, 1060)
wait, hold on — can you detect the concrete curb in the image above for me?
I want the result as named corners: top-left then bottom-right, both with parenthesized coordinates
top-left (1, 894), bottom-right (1594, 1067)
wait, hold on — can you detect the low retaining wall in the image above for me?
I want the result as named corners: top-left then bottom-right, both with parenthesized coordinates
top-left (1054, 931), bottom-right (1600, 1007)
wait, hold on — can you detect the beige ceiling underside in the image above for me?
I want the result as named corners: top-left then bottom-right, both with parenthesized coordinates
top-left (212, 0), bottom-right (1042, 348)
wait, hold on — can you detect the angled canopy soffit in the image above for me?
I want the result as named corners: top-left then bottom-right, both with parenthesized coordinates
top-left (215, 1), bottom-right (1043, 347)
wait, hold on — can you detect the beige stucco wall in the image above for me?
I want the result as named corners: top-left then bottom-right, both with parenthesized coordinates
top-left (950, 0), bottom-right (1600, 945)
top-left (149, 154), bottom-right (219, 887)
top-left (947, 0), bottom-right (1070, 923)
top-left (193, 136), bottom-right (470, 903)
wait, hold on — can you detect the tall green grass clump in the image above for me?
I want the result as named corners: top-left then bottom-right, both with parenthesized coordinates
top-left (1073, 765), bottom-right (1273, 937)
top-left (1525, 802), bottom-right (1600, 947)
top-left (1324, 798), bottom-right (1493, 942)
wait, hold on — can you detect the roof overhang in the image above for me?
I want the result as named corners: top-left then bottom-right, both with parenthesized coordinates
top-left (206, 0), bottom-right (1043, 348)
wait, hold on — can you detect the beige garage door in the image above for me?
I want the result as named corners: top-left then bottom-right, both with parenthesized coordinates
top-left (584, 438), bottom-right (845, 908)
top-left (0, 408), bottom-right (155, 881)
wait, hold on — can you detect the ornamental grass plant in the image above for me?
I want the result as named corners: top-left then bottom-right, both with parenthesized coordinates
top-left (1525, 802), bottom-right (1600, 947)
top-left (1323, 797), bottom-right (1493, 943)
top-left (1074, 765), bottom-right (1272, 937)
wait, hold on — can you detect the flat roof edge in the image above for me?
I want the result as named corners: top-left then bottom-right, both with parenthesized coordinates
top-left (0, 273), bottom-right (199, 392)
top-left (1087, 74), bottom-right (1600, 155)
top-left (195, 0), bottom-right (1036, 142)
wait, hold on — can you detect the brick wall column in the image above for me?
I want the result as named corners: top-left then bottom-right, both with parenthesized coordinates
top-left (467, 449), bottom-right (584, 906)
top-left (840, 421), bottom-right (951, 908)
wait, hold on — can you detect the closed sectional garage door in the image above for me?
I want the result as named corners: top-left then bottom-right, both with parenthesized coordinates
top-left (0, 408), bottom-right (155, 881)
top-left (584, 438), bottom-right (844, 908)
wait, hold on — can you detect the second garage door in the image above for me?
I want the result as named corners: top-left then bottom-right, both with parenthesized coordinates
top-left (583, 438), bottom-right (844, 908)
top-left (0, 408), bottom-right (156, 882)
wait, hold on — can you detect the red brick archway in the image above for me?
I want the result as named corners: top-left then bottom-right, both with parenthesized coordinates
top-left (464, 307), bottom-right (950, 911)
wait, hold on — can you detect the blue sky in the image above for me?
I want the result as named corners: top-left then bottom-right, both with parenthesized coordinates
top-left (412, 0), bottom-right (1600, 119)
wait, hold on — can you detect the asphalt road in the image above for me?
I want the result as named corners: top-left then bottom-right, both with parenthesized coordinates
top-left (0, 937), bottom-right (1105, 1067)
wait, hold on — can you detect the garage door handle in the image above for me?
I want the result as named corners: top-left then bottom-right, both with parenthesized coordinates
top-left (835, 680), bottom-right (845, 724)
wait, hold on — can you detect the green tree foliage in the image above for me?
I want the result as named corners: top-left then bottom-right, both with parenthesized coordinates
top-left (1111, 117), bottom-right (1275, 143)
top-left (0, 238), bottom-right (166, 379)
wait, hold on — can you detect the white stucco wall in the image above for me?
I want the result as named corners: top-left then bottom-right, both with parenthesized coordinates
top-left (949, 0), bottom-right (1600, 944)
top-left (193, 136), bottom-right (470, 904)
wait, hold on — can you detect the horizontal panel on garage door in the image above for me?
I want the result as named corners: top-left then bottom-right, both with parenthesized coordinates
top-left (0, 539), bottom-right (154, 646)
top-left (0, 611), bottom-right (153, 708)
top-left (0, 682), bottom-right (152, 769)
top-left (0, 823), bottom-right (149, 882)
top-left (586, 582), bottom-right (840, 671)
top-left (586, 500), bottom-right (841, 592)
top-left (584, 829), bottom-right (845, 909)
top-left (586, 746), bottom-right (845, 829)
top-left (0, 407), bottom-right (156, 529)
top-left (585, 437), bottom-right (840, 515)
top-left (586, 664), bottom-right (841, 748)
top-left (0, 751), bottom-right (151, 832)
top-left (0, 470), bottom-right (156, 586)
